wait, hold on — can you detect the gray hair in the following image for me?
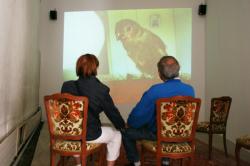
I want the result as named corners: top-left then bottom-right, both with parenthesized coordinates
top-left (157, 56), bottom-right (180, 81)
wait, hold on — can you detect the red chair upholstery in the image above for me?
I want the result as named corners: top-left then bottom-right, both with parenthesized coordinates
top-left (141, 96), bottom-right (201, 166)
top-left (44, 93), bottom-right (105, 166)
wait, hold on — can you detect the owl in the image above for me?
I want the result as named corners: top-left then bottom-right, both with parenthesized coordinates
top-left (115, 19), bottom-right (167, 78)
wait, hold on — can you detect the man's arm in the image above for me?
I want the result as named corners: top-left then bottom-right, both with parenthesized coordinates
top-left (127, 90), bottom-right (155, 128)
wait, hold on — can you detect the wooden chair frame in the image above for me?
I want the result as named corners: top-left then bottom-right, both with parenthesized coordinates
top-left (235, 135), bottom-right (250, 166)
top-left (44, 93), bottom-right (105, 166)
top-left (197, 96), bottom-right (232, 159)
top-left (141, 96), bottom-right (201, 166)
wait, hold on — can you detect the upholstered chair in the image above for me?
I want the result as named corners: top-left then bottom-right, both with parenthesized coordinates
top-left (235, 135), bottom-right (250, 166)
top-left (44, 93), bottom-right (105, 166)
top-left (141, 96), bottom-right (201, 166)
top-left (196, 96), bottom-right (232, 159)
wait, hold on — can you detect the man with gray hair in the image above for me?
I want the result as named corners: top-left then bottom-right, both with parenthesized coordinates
top-left (122, 56), bottom-right (195, 166)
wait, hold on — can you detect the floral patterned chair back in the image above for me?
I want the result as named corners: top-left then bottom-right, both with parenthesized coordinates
top-left (196, 96), bottom-right (232, 159)
top-left (158, 96), bottom-right (201, 141)
top-left (209, 96), bottom-right (232, 133)
top-left (44, 93), bottom-right (87, 138)
top-left (44, 93), bottom-right (104, 166)
top-left (141, 96), bottom-right (201, 166)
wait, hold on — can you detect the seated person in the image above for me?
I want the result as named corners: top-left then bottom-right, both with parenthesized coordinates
top-left (122, 55), bottom-right (195, 166)
top-left (61, 54), bottom-right (125, 166)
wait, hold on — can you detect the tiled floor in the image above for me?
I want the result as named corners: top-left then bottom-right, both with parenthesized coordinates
top-left (27, 123), bottom-right (250, 166)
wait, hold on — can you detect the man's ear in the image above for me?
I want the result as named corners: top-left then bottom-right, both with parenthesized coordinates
top-left (158, 71), bottom-right (164, 81)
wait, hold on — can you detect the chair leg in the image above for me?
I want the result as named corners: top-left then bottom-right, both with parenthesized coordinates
top-left (141, 146), bottom-right (145, 166)
top-left (50, 151), bottom-right (56, 166)
top-left (223, 133), bottom-right (228, 157)
top-left (208, 133), bottom-right (213, 160)
top-left (235, 143), bottom-right (241, 166)
top-left (190, 155), bottom-right (194, 166)
top-left (58, 156), bottom-right (65, 166)
top-left (81, 154), bottom-right (87, 166)
top-left (57, 156), bottom-right (70, 166)
top-left (156, 155), bottom-right (161, 166)
top-left (180, 158), bottom-right (183, 166)
top-left (98, 146), bottom-right (105, 166)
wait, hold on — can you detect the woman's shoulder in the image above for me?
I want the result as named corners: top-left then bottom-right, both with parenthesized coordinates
top-left (62, 80), bottom-right (75, 88)
top-left (94, 77), bottom-right (110, 92)
top-left (63, 80), bottom-right (75, 84)
top-left (79, 76), bottom-right (110, 93)
top-left (61, 80), bottom-right (78, 94)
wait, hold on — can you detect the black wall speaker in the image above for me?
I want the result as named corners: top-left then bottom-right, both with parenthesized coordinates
top-left (198, 4), bottom-right (207, 16)
top-left (49, 10), bottom-right (57, 20)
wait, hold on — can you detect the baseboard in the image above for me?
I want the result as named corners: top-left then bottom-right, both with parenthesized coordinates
top-left (11, 121), bottom-right (43, 166)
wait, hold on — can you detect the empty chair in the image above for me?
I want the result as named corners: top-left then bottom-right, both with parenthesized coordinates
top-left (44, 93), bottom-right (105, 166)
top-left (196, 96), bottom-right (232, 159)
top-left (141, 96), bottom-right (201, 166)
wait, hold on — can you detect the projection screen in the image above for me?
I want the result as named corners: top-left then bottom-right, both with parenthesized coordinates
top-left (63, 8), bottom-right (192, 113)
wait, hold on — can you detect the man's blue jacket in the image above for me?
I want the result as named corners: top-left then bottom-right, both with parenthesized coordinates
top-left (127, 79), bottom-right (195, 132)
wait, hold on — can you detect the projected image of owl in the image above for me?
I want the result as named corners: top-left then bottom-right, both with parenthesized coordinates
top-left (115, 19), bottom-right (167, 78)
